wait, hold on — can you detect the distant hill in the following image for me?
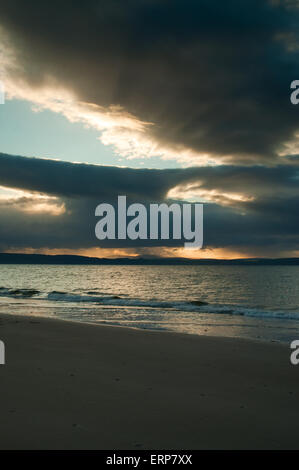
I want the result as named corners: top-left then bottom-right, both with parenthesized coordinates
top-left (1, 253), bottom-right (299, 265)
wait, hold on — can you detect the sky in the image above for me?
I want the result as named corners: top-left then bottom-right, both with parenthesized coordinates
top-left (0, 0), bottom-right (299, 259)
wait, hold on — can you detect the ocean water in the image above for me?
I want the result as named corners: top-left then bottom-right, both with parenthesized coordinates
top-left (0, 264), bottom-right (299, 342)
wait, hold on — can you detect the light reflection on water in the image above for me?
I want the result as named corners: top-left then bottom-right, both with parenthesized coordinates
top-left (0, 264), bottom-right (299, 342)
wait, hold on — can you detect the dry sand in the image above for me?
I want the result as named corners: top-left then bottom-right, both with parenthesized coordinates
top-left (0, 312), bottom-right (298, 450)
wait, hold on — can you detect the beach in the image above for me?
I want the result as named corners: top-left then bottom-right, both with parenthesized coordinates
top-left (0, 312), bottom-right (298, 450)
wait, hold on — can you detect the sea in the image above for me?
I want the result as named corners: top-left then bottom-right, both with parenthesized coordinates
top-left (0, 264), bottom-right (299, 343)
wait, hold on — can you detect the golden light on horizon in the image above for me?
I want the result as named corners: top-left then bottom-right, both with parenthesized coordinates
top-left (4, 246), bottom-right (252, 260)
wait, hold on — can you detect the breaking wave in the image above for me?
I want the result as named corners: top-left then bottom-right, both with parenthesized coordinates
top-left (1, 286), bottom-right (299, 320)
top-left (0, 287), bottom-right (40, 298)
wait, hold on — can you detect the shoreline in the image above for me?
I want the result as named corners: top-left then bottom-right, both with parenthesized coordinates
top-left (0, 303), bottom-right (294, 345)
top-left (0, 309), bottom-right (284, 345)
top-left (0, 312), bottom-right (298, 449)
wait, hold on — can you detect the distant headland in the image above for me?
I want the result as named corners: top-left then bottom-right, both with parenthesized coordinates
top-left (1, 253), bottom-right (299, 266)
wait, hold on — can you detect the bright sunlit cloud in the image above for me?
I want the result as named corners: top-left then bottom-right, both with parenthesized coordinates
top-left (167, 183), bottom-right (255, 205)
top-left (0, 186), bottom-right (65, 216)
top-left (0, 29), bottom-right (216, 167)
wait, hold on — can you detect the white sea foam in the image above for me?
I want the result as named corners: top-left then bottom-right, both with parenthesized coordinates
top-left (1, 286), bottom-right (299, 320)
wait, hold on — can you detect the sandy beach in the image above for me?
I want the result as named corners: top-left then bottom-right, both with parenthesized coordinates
top-left (0, 312), bottom-right (298, 450)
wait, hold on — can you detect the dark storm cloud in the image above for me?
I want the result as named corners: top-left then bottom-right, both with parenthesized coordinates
top-left (1, 0), bottom-right (299, 162)
top-left (0, 152), bottom-right (298, 202)
top-left (1, 0), bottom-right (299, 255)
top-left (0, 153), bottom-right (299, 254)
top-left (0, 152), bottom-right (184, 200)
